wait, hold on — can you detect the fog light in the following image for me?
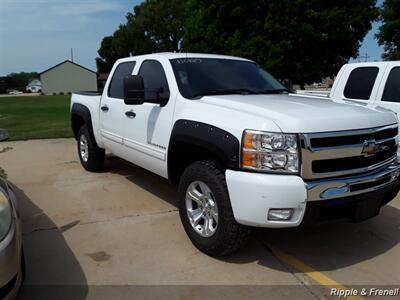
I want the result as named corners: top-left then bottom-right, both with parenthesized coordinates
top-left (268, 209), bottom-right (293, 221)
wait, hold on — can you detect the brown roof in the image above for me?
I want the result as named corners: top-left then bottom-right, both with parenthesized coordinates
top-left (40, 60), bottom-right (96, 75)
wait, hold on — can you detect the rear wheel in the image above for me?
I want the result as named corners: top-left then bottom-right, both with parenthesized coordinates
top-left (178, 160), bottom-right (250, 257)
top-left (77, 125), bottom-right (105, 171)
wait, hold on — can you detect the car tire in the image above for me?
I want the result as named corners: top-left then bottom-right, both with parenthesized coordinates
top-left (178, 160), bottom-right (250, 257)
top-left (77, 125), bottom-right (105, 172)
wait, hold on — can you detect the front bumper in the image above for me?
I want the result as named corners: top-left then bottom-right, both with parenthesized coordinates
top-left (0, 219), bottom-right (22, 300)
top-left (225, 161), bottom-right (400, 227)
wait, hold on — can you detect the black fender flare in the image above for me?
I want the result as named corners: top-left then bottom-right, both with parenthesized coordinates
top-left (167, 120), bottom-right (240, 182)
top-left (71, 103), bottom-right (94, 140)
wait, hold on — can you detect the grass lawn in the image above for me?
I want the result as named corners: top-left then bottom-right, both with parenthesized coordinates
top-left (0, 95), bottom-right (73, 140)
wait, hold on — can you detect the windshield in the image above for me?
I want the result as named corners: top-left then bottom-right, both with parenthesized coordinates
top-left (170, 58), bottom-right (287, 99)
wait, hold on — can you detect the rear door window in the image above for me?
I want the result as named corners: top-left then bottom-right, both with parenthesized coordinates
top-left (138, 60), bottom-right (170, 101)
top-left (343, 67), bottom-right (379, 100)
top-left (382, 67), bottom-right (400, 103)
top-left (108, 61), bottom-right (136, 99)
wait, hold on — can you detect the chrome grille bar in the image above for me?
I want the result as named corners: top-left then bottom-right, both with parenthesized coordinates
top-left (301, 124), bottom-right (398, 179)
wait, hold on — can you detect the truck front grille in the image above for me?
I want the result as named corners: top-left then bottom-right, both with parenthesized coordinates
top-left (312, 145), bottom-right (396, 173)
top-left (309, 127), bottom-right (398, 148)
top-left (301, 124), bottom-right (398, 179)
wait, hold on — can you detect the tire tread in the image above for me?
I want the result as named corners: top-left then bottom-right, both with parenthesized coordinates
top-left (77, 125), bottom-right (105, 172)
top-left (178, 159), bottom-right (250, 256)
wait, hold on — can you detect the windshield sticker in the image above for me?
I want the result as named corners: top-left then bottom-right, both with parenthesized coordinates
top-left (176, 58), bottom-right (202, 64)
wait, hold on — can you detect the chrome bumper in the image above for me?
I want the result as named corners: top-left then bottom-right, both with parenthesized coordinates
top-left (306, 161), bottom-right (400, 201)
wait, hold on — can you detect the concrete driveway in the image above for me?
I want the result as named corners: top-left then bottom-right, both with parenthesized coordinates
top-left (0, 139), bottom-right (399, 299)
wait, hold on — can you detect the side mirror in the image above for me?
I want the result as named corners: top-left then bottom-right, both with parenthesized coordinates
top-left (157, 89), bottom-right (170, 107)
top-left (123, 75), bottom-right (145, 105)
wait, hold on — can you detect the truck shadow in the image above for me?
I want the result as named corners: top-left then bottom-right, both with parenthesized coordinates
top-left (10, 185), bottom-right (88, 300)
top-left (104, 155), bottom-right (177, 206)
top-left (102, 156), bottom-right (400, 274)
top-left (225, 204), bottom-right (400, 273)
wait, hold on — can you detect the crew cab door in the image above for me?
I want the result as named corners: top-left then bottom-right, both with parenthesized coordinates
top-left (99, 61), bottom-right (136, 150)
top-left (122, 58), bottom-right (176, 178)
top-left (374, 62), bottom-right (400, 116)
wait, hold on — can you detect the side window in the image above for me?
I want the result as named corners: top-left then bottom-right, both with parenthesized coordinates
top-left (343, 67), bottom-right (379, 100)
top-left (382, 67), bottom-right (400, 103)
top-left (108, 61), bottom-right (136, 99)
top-left (139, 60), bottom-right (170, 100)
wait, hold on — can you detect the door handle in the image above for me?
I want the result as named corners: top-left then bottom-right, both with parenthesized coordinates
top-left (125, 111), bottom-right (136, 118)
top-left (101, 105), bottom-right (109, 112)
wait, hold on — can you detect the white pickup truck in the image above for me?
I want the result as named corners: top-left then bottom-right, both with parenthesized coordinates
top-left (71, 53), bottom-right (400, 256)
top-left (330, 61), bottom-right (400, 114)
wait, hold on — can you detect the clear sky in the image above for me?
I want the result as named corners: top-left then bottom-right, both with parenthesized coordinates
top-left (0, 0), bottom-right (142, 76)
top-left (0, 0), bottom-right (385, 76)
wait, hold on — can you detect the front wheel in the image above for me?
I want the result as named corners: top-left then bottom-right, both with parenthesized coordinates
top-left (77, 125), bottom-right (105, 171)
top-left (178, 160), bottom-right (250, 257)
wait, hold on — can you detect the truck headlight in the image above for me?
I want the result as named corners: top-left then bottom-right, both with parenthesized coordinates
top-left (0, 190), bottom-right (12, 241)
top-left (241, 130), bottom-right (300, 173)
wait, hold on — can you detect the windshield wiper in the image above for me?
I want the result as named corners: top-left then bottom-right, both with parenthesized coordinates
top-left (191, 88), bottom-right (258, 98)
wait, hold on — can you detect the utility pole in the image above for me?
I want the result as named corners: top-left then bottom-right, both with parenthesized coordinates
top-left (71, 48), bottom-right (74, 62)
top-left (358, 52), bottom-right (370, 62)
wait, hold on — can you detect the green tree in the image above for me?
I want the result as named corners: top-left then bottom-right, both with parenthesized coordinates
top-left (183, 0), bottom-right (378, 85)
top-left (376, 0), bottom-right (400, 60)
top-left (96, 0), bottom-right (186, 73)
top-left (3, 72), bottom-right (39, 91)
top-left (96, 36), bottom-right (120, 73)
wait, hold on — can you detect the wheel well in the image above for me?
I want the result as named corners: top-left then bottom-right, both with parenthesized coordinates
top-left (71, 114), bottom-right (85, 140)
top-left (168, 141), bottom-right (224, 186)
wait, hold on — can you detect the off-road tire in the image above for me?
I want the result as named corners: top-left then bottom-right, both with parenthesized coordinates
top-left (178, 160), bottom-right (250, 257)
top-left (77, 125), bottom-right (105, 171)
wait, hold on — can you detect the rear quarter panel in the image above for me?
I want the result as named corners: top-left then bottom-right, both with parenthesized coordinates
top-left (70, 93), bottom-right (104, 148)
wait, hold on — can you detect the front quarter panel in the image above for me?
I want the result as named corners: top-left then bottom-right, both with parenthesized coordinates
top-left (172, 95), bottom-right (283, 143)
top-left (168, 119), bottom-right (240, 168)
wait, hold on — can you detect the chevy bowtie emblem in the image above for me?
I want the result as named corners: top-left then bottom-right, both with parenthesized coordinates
top-left (361, 140), bottom-right (388, 156)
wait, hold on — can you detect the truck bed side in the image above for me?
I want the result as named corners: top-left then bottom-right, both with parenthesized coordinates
top-left (70, 92), bottom-right (103, 148)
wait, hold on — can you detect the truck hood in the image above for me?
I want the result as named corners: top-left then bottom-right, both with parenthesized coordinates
top-left (200, 94), bottom-right (397, 133)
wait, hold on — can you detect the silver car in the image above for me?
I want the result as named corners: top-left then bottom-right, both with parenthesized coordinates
top-left (0, 178), bottom-right (23, 300)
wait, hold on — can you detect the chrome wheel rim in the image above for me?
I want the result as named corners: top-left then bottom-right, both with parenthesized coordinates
top-left (80, 134), bottom-right (89, 162)
top-left (185, 181), bottom-right (218, 237)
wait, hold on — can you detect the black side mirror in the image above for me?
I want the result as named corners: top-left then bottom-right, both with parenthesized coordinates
top-left (123, 75), bottom-right (145, 105)
top-left (157, 88), bottom-right (170, 107)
